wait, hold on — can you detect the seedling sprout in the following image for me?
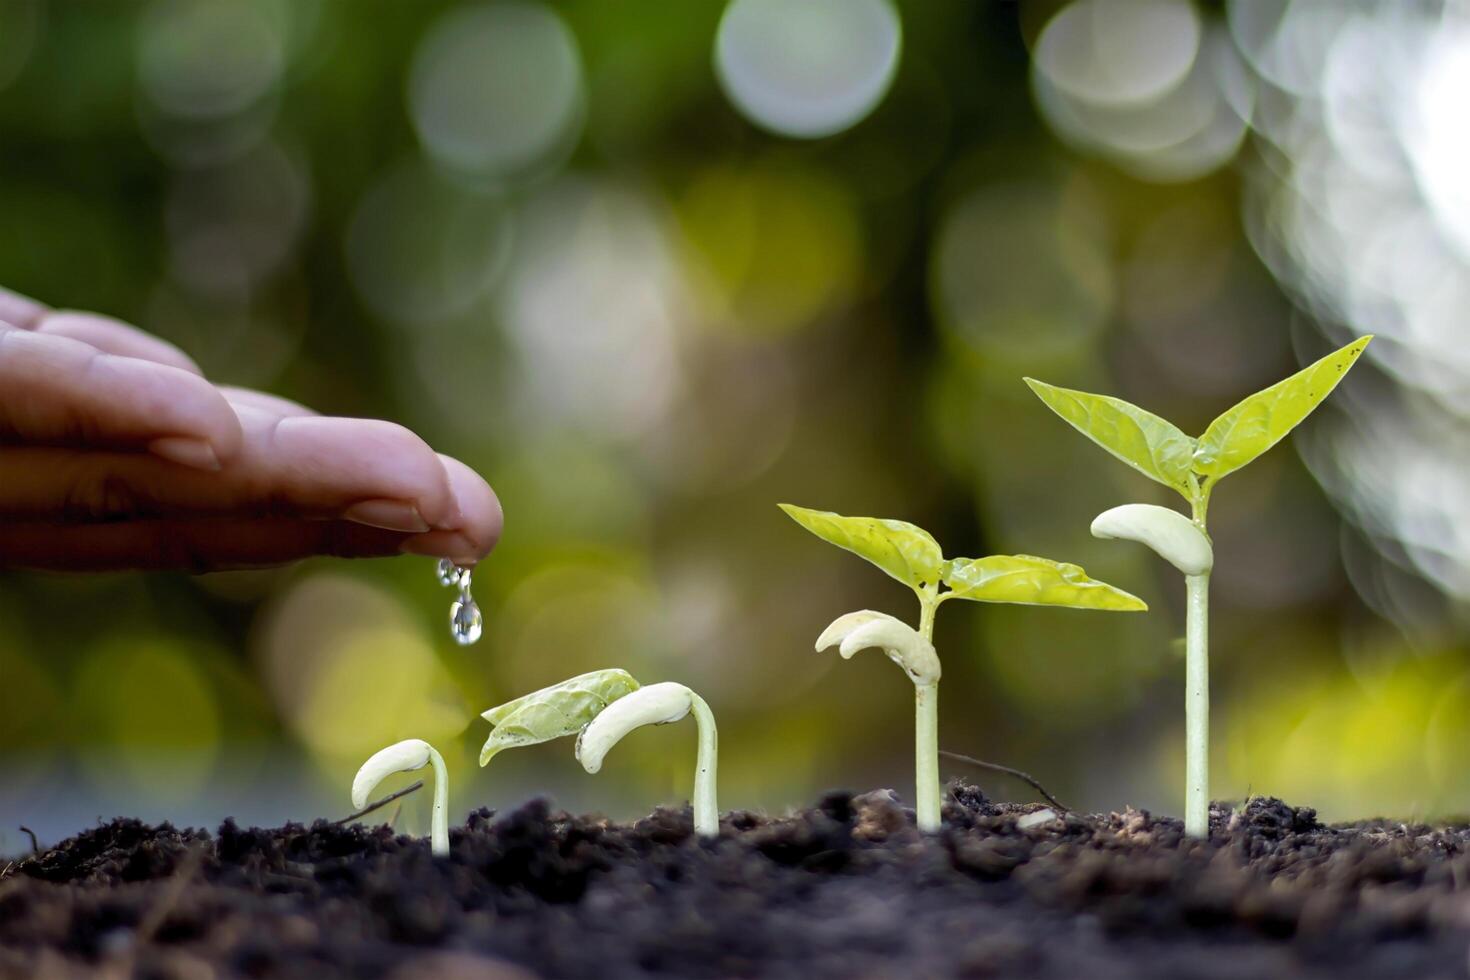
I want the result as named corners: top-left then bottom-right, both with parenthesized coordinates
top-left (352, 738), bottom-right (450, 856)
top-left (479, 668), bottom-right (641, 765)
top-left (480, 670), bottom-right (720, 836)
top-left (781, 504), bottom-right (1146, 832)
top-left (1026, 335), bottom-right (1371, 836)
top-left (576, 681), bottom-right (720, 837)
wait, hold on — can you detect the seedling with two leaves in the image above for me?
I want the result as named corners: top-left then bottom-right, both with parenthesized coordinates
top-left (781, 503), bottom-right (1147, 832)
top-left (1025, 335), bottom-right (1371, 836)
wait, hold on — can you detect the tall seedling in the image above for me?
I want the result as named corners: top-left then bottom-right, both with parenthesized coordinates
top-left (781, 504), bottom-right (1146, 832)
top-left (1026, 335), bottom-right (1371, 836)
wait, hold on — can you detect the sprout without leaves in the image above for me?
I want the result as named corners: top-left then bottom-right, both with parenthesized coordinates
top-left (575, 681), bottom-right (720, 837)
top-left (352, 738), bottom-right (449, 856)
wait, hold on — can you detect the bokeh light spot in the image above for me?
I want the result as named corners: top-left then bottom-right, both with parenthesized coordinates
top-left (679, 162), bottom-right (863, 335)
top-left (1034, 0), bottom-right (1201, 107)
top-left (345, 161), bottom-right (511, 327)
top-left (715, 0), bottom-right (901, 139)
top-left (1405, 28), bottom-right (1470, 263)
top-left (409, 1), bottom-right (585, 179)
top-left (137, 0), bottom-right (284, 120)
top-left (931, 178), bottom-right (1113, 361)
top-left (1032, 2), bottom-right (1252, 182)
top-left (498, 178), bottom-right (685, 440)
top-left (72, 636), bottom-right (221, 797)
top-left (256, 573), bottom-right (469, 764)
top-left (165, 141), bottom-right (311, 300)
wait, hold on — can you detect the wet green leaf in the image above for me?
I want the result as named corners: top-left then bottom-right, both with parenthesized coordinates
top-left (1023, 378), bottom-right (1197, 495)
top-left (941, 554), bottom-right (1147, 611)
top-left (1192, 336), bottom-right (1372, 482)
top-left (479, 668), bottom-right (641, 765)
top-left (779, 504), bottom-right (945, 592)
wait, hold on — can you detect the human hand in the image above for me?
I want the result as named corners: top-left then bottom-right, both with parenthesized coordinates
top-left (0, 287), bottom-right (502, 572)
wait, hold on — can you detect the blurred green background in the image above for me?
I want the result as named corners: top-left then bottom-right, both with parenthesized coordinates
top-left (4, 0), bottom-right (1470, 847)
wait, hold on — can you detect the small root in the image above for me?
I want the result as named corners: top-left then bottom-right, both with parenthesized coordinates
top-left (333, 780), bottom-right (425, 825)
top-left (940, 750), bottom-right (1068, 811)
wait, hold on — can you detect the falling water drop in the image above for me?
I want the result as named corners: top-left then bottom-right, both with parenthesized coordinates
top-left (434, 559), bottom-right (482, 645)
top-left (436, 557), bottom-right (464, 587)
top-left (450, 595), bottom-right (483, 645)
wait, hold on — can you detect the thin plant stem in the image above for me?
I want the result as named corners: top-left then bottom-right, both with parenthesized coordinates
top-left (688, 692), bottom-right (720, 836)
top-left (914, 592), bottom-right (941, 832)
top-left (427, 746), bottom-right (450, 856)
top-left (1184, 571), bottom-right (1210, 837)
top-left (1183, 480), bottom-right (1212, 838)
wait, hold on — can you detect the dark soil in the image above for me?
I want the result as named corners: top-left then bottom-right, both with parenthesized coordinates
top-left (4, 785), bottom-right (1470, 979)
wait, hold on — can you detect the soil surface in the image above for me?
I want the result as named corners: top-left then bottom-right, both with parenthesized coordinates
top-left (4, 785), bottom-right (1470, 979)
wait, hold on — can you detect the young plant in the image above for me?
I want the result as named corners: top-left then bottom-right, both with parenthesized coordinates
top-left (1026, 335), bottom-right (1371, 836)
top-left (479, 668), bottom-right (641, 765)
top-left (781, 504), bottom-right (1146, 832)
top-left (352, 738), bottom-right (450, 856)
top-left (575, 682), bottom-right (720, 837)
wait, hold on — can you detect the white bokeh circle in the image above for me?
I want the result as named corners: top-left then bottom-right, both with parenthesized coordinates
top-left (715, 0), bottom-right (901, 139)
top-left (408, 1), bottom-right (585, 178)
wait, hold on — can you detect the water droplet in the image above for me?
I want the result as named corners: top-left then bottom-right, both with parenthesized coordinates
top-left (451, 597), bottom-right (483, 645)
top-left (436, 557), bottom-right (463, 587)
top-left (434, 559), bottom-right (482, 644)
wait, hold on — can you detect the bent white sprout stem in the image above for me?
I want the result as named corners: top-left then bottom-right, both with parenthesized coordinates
top-left (818, 603), bottom-right (943, 832)
top-left (1092, 503), bottom-right (1214, 837)
top-left (352, 739), bottom-right (450, 856)
top-left (575, 682), bottom-right (720, 837)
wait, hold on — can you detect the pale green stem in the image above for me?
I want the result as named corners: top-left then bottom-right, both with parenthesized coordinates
top-left (426, 745), bottom-right (449, 856)
top-left (914, 592), bottom-right (941, 832)
top-left (688, 692), bottom-right (720, 837)
top-left (1187, 475), bottom-right (1211, 531)
top-left (1183, 482), bottom-right (1212, 838)
top-left (1184, 572), bottom-right (1210, 838)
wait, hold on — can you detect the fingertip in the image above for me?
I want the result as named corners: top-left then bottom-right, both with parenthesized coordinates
top-left (148, 436), bottom-right (222, 472)
top-left (0, 286), bottom-right (47, 328)
top-left (435, 455), bottom-right (505, 555)
top-left (399, 531), bottom-right (482, 566)
top-left (434, 453), bottom-right (503, 560)
top-left (271, 416), bottom-right (453, 526)
top-left (149, 360), bottom-right (244, 463)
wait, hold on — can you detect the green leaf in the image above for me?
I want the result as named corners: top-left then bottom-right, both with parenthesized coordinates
top-left (479, 668), bottom-right (641, 765)
top-left (1192, 336), bottom-right (1372, 482)
top-left (941, 554), bottom-right (1147, 611)
top-left (1023, 378), bottom-right (1197, 495)
top-left (779, 503), bottom-right (945, 591)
